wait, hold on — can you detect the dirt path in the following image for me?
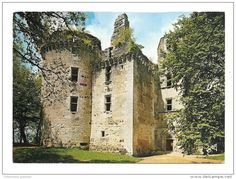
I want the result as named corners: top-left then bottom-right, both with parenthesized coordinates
top-left (138, 153), bottom-right (223, 164)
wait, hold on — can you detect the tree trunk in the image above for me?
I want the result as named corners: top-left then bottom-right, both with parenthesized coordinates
top-left (35, 115), bottom-right (42, 144)
top-left (13, 128), bottom-right (15, 144)
top-left (19, 124), bottom-right (28, 144)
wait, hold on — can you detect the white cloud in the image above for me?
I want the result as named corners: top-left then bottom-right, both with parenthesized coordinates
top-left (87, 25), bottom-right (111, 49)
top-left (86, 12), bottom-right (119, 50)
top-left (160, 19), bottom-right (176, 34)
top-left (86, 12), bottom-right (189, 63)
top-left (129, 13), bottom-right (184, 63)
top-left (141, 32), bottom-right (162, 63)
top-left (125, 13), bottom-right (165, 63)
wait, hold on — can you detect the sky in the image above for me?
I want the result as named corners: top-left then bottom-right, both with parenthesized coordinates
top-left (85, 12), bottom-right (190, 64)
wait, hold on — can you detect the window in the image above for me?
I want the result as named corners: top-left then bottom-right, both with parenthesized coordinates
top-left (166, 73), bottom-right (172, 88)
top-left (70, 96), bottom-right (78, 112)
top-left (101, 131), bottom-right (105, 137)
top-left (166, 98), bottom-right (172, 111)
top-left (105, 66), bottom-right (111, 83)
top-left (71, 67), bottom-right (79, 82)
top-left (105, 95), bottom-right (111, 112)
top-left (80, 143), bottom-right (88, 146)
top-left (107, 48), bottom-right (112, 58)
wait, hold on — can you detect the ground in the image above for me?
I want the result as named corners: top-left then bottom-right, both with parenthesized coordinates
top-left (13, 147), bottom-right (140, 163)
top-left (138, 152), bottom-right (224, 164)
top-left (13, 147), bottom-right (224, 164)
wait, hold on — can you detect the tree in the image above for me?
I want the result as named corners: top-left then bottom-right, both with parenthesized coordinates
top-left (13, 12), bottom-right (86, 74)
top-left (161, 12), bottom-right (225, 154)
top-left (13, 53), bottom-right (42, 144)
top-left (111, 27), bottom-right (143, 54)
top-left (13, 12), bottom-right (87, 143)
top-left (112, 27), bottom-right (135, 46)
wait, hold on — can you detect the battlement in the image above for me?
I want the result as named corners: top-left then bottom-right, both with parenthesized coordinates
top-left (99, 50), bottom-right (157, 75)
top-left (41, 30), bottom-right (101, 57)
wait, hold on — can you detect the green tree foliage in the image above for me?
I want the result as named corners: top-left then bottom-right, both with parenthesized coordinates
top-left (13, 53), bottom-right (42, 144)
top-left (161, 12), bottom-right (225, 154)
top-left (112, 27), bottom-right (134, 45)
top-left (13, 12), bottom-right (86, 72)
top-left (13, 12), bottom-right (88, 102)
top-left (13, 12), bottom-right (86, 144)
top-left (111, 27), bottom-right (138, 52)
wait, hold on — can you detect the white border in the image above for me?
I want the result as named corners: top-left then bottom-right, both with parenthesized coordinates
top-left (2, 2), bottom-right (234, 175)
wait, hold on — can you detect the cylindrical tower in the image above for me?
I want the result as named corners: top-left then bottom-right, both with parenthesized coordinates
top-left (41, 31), bottom-right (101, 148)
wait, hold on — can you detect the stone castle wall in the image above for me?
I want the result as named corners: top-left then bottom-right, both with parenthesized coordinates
top-left (41, 14), bottom-right (173, 155)
top-left (41, 33), bottom-right (101, 148)
top-left (90, 50), bottom-right (166, 156)
top-left (90, 54), bottom-right (134, 155)
top-left (157, 36), bottom-right (182, 111)
top-left (132, 51), bottom-right (166, 156)
top-left (157, 36), bottom-right (183, 152)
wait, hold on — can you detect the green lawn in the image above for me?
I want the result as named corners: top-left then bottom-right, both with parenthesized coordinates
top-left (196, 153), bottom-right (224, 161)
top-left (203, 153), bottom-right (224, 161)
top-left (13, 147), bottom-right (141, 163)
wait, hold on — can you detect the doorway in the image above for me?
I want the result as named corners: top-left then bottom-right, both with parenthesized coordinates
top-left (166, 139), bottom-right (173, 151)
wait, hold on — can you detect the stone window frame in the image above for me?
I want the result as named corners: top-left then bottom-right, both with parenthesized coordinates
top-left (166, 98), bottom-right (172, 112)
top-left (70, 96), bottom-right (78, 113)
top-left (105, 94), bottom-right (112, 112)
top-left (71, 67), bottom-right (79, 82)
top-left (166, 73), bottom-right (172, 88)
top-left (105, 66), bottom-right (112, 84)
top-left (101, 131), bottom-right (105, 137)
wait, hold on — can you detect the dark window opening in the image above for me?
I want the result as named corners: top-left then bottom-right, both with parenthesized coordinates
top-left (117, 42), bottom-right (122, 48)
top-left (166, 99), bottom-right (172, 111)
top-left (105, 95), bottom-right (111, 112)
top-left (70, 96), bottom-right (78, 112)
top-left (105, 66), bottom-right (111, 83)
top-left (166, 73), bottom-right (172, 88)
top-left (166, 139), bottom-right (173, 151)
top-left (71, 67), bottom-right (79, 82)
top-left (80, 143), bottom-right (88, 146)
top-left (106, 104), bottom-right (111, 111)
top-left (101, 131), bottom-right (105, 137)
top-left (107, 48), bottom-right (112, 58)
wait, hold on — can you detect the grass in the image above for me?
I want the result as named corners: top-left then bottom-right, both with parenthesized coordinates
top-left (13, 147), bottom-right (141, 163)
top-left (202, 153), bottom-right (224, 161)
top-left (196, 153), bottom-right (224, 161)
top-left (13, 146), bottom-right (224, 163)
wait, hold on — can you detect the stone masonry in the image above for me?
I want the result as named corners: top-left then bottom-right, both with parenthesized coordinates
top-left (41, 13), bottom-right (171, 156)
top-left (157, 36), bottom-right (183, 152)
top-left (41, 31), bottom-right (101, 148)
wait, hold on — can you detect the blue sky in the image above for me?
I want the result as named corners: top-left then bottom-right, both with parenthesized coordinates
top-left (85, 12), bottom-right (190, 64)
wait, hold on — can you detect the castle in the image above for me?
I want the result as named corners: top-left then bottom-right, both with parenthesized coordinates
top-left (41, 13), bottom-right (181, 156)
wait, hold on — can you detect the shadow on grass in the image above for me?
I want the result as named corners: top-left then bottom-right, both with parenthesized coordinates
top-left (13, 147), bottom-right (80, 163)
top-left (135, 151), bottom-right (172, 157)
top-left (86, 160), bottom-right (137, 163)
top-left (13, 147), bottom-right (138, 163)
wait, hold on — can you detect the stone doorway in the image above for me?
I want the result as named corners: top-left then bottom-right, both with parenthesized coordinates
top-left (166, 139), bottom-right (173, 151)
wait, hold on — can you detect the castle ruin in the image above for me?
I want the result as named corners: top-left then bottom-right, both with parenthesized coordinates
top-left (41, 13), bottom-right (177, 156)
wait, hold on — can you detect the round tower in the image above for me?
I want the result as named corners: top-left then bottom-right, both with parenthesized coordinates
top-left (41, 31), bottom-right (101, 148)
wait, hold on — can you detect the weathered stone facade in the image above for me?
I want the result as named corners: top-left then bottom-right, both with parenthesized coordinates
top-left (41, 13), bottom-right (170, 156)
top-left (157, 36), bottom-right (183, 152)
top-left (41, 31), bottom-right (101, 148)
top-left (90, 53), bottom-right (134, 155)
top-left (133, 53), bottom-right (161, 155)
